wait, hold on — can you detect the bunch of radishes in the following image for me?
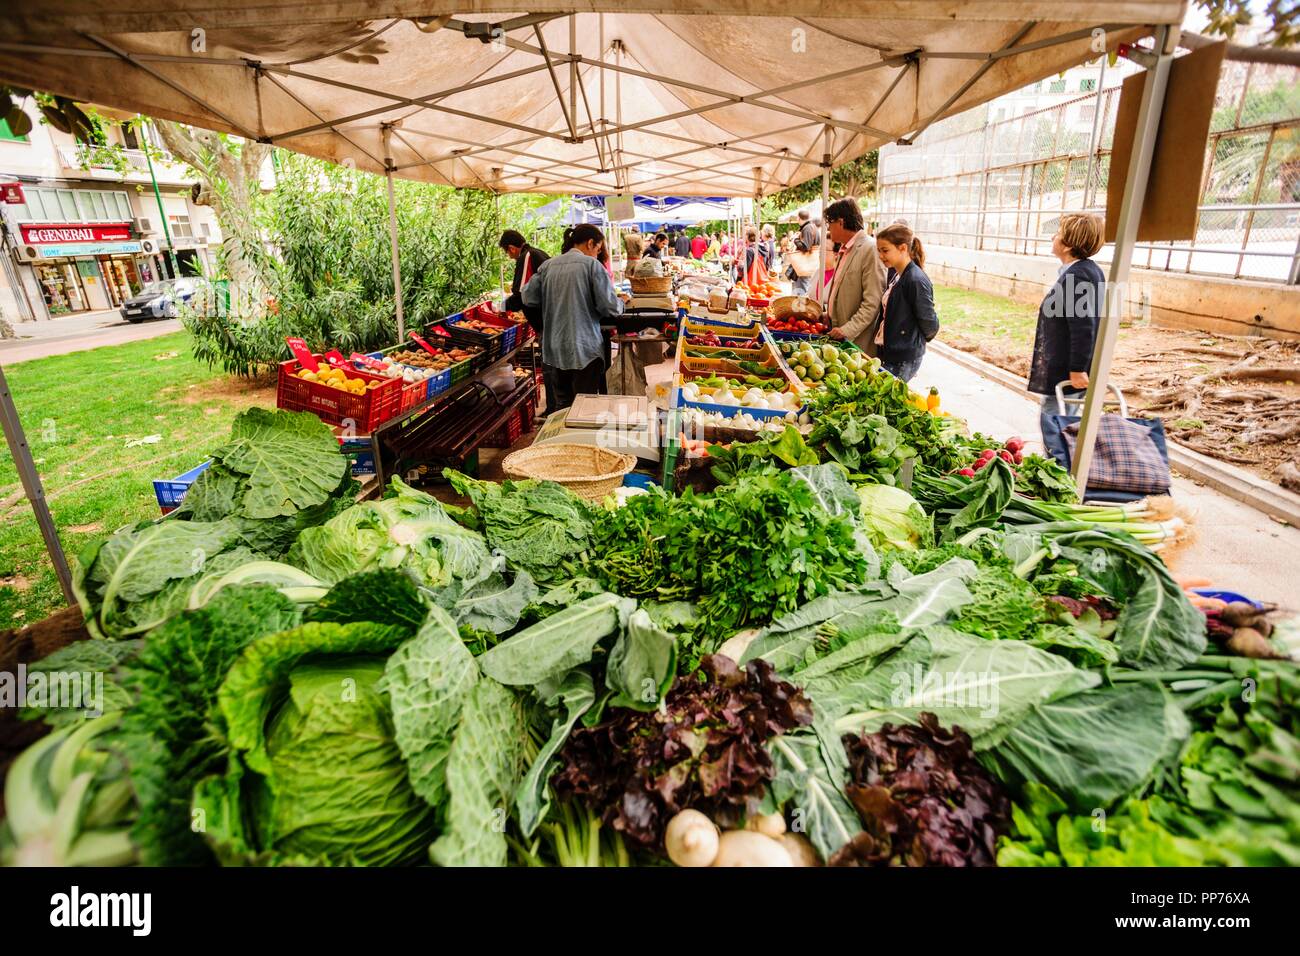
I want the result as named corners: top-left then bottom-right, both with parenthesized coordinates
top-left (953, 436), bottom-right (1025, 479)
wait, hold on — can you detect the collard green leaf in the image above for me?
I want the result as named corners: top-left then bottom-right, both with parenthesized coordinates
top-left (213, 407), bottom-right (347, 519)
top-left (381, 605), bottom-right (480, 810)
top-left (478, 592), bottom-right (635, 686)
top-left (1047, 531), bottom-right (1205, 670)
top-left (218, 621), bottom-right (409, 776)
top-left (430, 678), bottom-right (527, 867)
top-left (742, 589), bottom-right (890, 671)
top-left (515, 670), bottom-right (596, 838)
top-left (605, 608), bottom-right (677, 711)
top-left (453, 570), bottom-right (539, 634)
top-left (985, 683), bottom-right (1188, 811)
top-left (835, 628), bottom-right (1099, 746)
top-left (768, 730), bottom-right (859, 862)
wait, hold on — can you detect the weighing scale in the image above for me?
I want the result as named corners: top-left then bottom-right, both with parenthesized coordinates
top-left (532, 394), bottom-right (660, 461)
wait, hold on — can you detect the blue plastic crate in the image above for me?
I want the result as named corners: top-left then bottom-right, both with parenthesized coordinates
top-left (671, 386), bottom-right (802, 422)
top-left (153, 459), bottom-right (212, 511)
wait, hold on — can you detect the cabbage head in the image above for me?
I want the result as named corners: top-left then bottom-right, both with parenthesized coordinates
top-left (197, 621), bottom-right (436, 866)
top-left (858, 483), bottom-right (931, 552)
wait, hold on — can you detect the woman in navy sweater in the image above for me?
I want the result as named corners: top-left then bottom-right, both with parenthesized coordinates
top-left (1027, 213), bottom-right (1106, 439)
top-left (872, 223), bottom-right (939, 382)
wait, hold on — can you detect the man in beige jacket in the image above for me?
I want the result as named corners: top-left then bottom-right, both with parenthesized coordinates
top-left (823, 198), bottom-right (886, 356)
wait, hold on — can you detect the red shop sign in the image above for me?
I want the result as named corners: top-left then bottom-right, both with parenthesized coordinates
top-left (0, 183), bottom-right (25, 205)
top-left (20, 222), bottom-right (132, 244)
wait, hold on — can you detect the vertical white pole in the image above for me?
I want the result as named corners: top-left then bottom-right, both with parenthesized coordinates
top-left (1072, 25), bottom-right (1175, 489)
top-left (817, 126), bottom-right (831, 301)
top-left (382, 126), bottom-right (405, 340)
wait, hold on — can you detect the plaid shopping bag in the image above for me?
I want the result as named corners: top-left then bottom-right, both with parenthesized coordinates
top-left (1061, 415), bottom-right (1171, 495)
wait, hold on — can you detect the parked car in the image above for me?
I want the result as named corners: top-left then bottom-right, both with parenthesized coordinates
top-left (120, 278), bottom-right (198, 322)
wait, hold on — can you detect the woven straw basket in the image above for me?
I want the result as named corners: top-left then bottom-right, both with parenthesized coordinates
top-left (501, 442), bottom-right (637, 501)
top-left (770, 294), bottom-right (824, 322)
top-left (630, 275), bottom-right (672, 294)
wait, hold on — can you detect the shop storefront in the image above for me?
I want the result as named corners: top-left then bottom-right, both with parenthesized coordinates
top-left (17, 222), bottom-right (145, 316)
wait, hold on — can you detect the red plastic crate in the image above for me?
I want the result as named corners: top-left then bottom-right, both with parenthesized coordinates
top-left (277, 356), bottom-right (403, 432)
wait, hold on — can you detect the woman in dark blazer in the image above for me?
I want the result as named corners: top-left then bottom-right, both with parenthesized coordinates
top-left (872, 223), bottom-right (939, 382)
top-left (1027, 213), bottom-right (1106, 439)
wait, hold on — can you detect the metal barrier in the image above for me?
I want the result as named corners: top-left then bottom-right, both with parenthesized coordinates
top-left (878, 57), bottom-right (1300, 284)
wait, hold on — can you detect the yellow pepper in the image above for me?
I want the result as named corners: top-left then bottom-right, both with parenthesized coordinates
top-left (927, 387), bottom-right (940, 413)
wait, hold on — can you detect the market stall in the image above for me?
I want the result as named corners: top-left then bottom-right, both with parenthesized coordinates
top-left (5, 4), bottom-right (1296, 873)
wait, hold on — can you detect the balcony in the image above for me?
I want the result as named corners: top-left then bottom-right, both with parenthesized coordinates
top-left (56, 144), bottom-right (193, 185)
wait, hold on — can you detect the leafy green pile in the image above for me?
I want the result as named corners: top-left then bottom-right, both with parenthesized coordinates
top-left (998, 784), bottom-right (1209, 866)
top-left (73, 408), bottom-right (355, 639)
top-left (589, 464), bottom-right (873, 640)
top-left (176, 407), bottom-right (358, 555)
top-left (805, 375), bottom-right (961, 481)
top-left (445, 470), bottom-right (594, 584)
top-left (290, 475), bottom-right (500, 599)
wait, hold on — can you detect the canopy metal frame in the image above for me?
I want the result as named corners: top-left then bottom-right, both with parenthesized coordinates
top-left (0, 5), bottom-right (1189, 611)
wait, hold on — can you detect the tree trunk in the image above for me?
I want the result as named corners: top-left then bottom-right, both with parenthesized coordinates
top-left (152, 121), bottom-right (272, 307)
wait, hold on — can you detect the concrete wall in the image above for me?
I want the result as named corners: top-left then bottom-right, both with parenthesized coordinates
top-left (925, 244), bottom-right (1300, 341)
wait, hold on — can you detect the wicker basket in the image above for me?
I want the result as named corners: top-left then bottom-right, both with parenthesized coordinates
top-left (770, 294), bottom-right (824, 322)
top-left (630, 275), bottom-right (672, 294)
top-left (501, 442), bottom-right (636, 501)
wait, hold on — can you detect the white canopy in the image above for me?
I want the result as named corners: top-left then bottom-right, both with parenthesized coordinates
top-left (1, 2), bottom-right (1185, 197)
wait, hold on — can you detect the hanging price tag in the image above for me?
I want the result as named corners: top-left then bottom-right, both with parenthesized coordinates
top-left (285, 336), bottom-right (318, 372)
top-left (351, 352), bottom-right (388, 372)
top-left (407, 331), bottom-right (440, 356)
top-left (323, 349), bottom-right (348, 367)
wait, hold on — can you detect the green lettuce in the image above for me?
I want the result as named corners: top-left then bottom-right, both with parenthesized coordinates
top-left (290, 476), bottom-right (499, 597)
top-left (858, 482), bottom-right (932, 552)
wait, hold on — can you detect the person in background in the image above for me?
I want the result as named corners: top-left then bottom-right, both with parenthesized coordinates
top-left (645, 232), bottom-right (669, 259)
top-left (522, 224), bottom-right (630, 413)
top-left (704, 233), bottom-right (721, 260)
top-left (499, 229), bottom-right (554, 411)
top-left (760, 224), bottom-right (777, 271)
top-left (736, 226), bottom-right (770, 285)
top-left (823, 197), bottom-right (886, 353)
top-left (720, 233), bottom-right (733, 258)
top-left (799, 209), bottom-right (820, 255)
top-left (622, 226), bottom-right (644, 279)
top-left (690, 231), bottom-right (708, 259)
top-left (1028, 212), bottom-right (1106, 440)
top-left (872, 222), bottom-right (939, 382)
top-left (673, 230), bottom-right (692, 258)
top-left (786, 237), bottom-right (816, 296)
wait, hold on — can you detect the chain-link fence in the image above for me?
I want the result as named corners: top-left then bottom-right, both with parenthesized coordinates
top-left (877, 57), bottom-right (1300, 283)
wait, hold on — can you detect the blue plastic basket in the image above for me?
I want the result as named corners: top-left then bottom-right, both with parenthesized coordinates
top-left (153, 460), bottom-right (212, 511)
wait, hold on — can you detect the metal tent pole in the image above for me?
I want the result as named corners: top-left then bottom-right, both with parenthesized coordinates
top-left (0, 362), bottom-right (74, 605)
top-left (816, 126), bottom-right (831, 301)
top-left (1072, 25), bottom-right (1175, 489)
top-left (382, 125), bottom-right (406, 339)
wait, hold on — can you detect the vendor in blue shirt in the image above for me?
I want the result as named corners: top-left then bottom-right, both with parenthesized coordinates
top-left (522, 223), bottom-right (629, 413)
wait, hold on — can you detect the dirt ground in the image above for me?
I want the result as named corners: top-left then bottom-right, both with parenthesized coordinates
top-left (945, 324), bottom-right (1300, 492)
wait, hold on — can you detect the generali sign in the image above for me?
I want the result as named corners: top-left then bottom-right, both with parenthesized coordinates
top-left (20, 222), bottom-right (131, 244)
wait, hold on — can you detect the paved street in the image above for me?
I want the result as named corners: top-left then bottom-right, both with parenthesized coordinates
top-left (914, 349), bottom-right (1300, 609)
top-left (1, 311), bottom-right (182, 364)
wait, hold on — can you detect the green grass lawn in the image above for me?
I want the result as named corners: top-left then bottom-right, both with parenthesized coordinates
top-left (0, 332), bottom-right (273, 629)
top-left (933, 285), bottom-right (1039, 353)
